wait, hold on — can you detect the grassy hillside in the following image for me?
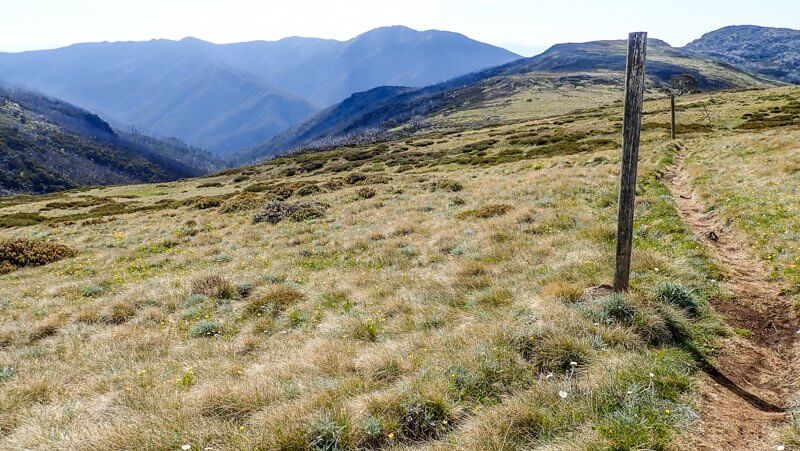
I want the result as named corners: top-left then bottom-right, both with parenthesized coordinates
top-left (240, 38), bottom-right (777, 163)
top-left (0, 89), bottom-right (220, 195)
top-left (1, 85), bottom-right (799, 449)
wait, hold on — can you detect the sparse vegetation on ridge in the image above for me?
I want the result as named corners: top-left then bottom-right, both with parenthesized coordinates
top-left (0, 84), bottom-right (799, 450)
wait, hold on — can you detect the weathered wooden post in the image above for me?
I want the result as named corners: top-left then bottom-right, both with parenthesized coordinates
top-left (613, 32), bottom-right (648, 293)
top-left (670, 94), bottom-right (676, 140)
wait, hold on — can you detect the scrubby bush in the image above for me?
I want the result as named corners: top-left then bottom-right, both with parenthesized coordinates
top-left (0, 238), bottom-right (75, 274)
top-left (219, 192), bottom-right (264, 213)
top-left (191, 275), bottom-right (235, 299)
top-left (365, 175), bottom-right (391, 184)
top-left (344, 172), bottom-right (367, 184)
top-left (289, 205), bottom-right (326, 222)
top-left (0, 212), bottom-right (47, 228)
top-left (252, 201), bottom-right (290, 224)
top-left (356, 187), bottom-right (376, 199)
top-left (193, 195), bottom-right (228, 210)
top-left (432, 179), bottom-right (463, 192)
top-left (323, 180), bottom-right (344, 191)
top-left (252, 201), bottom-right (327, 224)
top-left (295, 184), bottom-right (321, 197)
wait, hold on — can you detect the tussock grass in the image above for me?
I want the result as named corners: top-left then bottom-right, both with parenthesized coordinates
top-left (2, 85), bottom-right (794, 450)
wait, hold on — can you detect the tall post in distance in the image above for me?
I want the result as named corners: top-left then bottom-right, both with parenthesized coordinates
top-left (613, 32), bottom-right (648, 293)
top-left (670, 94), bottom-right (676, 140)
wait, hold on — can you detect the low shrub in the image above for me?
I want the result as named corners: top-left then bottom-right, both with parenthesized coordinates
top-left (219, 192), bottom-right (264, 213)
top-left (252, 201), bottom-right (327, 224)
top-left (432, 179), bottom-right (463, 192)
top-left (0, 212), bottom-right (47, 228)
top-left (289, 204), bottom-right (326, 222)
top-left (295, 184), bottom-right (321, 197)
top-left (356, 187), bottom-right (376, 199)
top-left (0, 238), bottom-right (76, 274)
top-left (344, 172), bottom-right (367, 184)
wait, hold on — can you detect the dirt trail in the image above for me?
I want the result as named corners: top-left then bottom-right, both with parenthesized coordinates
top-left (662, 151), bottom-right (799, 450)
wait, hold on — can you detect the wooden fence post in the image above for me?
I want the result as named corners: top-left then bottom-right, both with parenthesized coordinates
top-left (613, 32), bottom-right (648, 293)
top-left (670, 94), bottom-right (676, 140)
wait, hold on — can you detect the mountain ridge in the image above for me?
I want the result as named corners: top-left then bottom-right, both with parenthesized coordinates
top-left (0, 27), bottom-right (520, 155)
top-left (237, 36), bottom-right (777, 163)
top-left (684, 25), bottom-right (800, 84)
top-left (0, 88), bottom-right (221, 194)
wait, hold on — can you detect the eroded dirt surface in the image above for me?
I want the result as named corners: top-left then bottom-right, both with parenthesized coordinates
top-left (663, 151), bottom-right (799, 450)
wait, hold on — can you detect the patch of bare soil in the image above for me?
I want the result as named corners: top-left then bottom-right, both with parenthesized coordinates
top-left (662, 151), bottom-right (799, 450)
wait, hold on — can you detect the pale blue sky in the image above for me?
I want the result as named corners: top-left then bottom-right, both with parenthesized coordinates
top-left (1, 0), bottom-right (798, 54)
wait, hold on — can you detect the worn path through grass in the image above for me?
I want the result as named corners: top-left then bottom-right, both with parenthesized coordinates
top-left (664, 148), bottom-right (799, 450)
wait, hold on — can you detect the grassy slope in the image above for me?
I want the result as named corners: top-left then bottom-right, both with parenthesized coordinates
top-left (0, 85), bottom-right (797, 449)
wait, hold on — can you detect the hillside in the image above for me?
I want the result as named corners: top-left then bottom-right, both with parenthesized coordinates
top-left (239, 37), bottom-right (776, 162)
top-left (0, 89), bottom-right (220, 194)
top-left (2, 76), bottom-right (799, 448)
top-left (0, 27), bottom-right (519, 155)
top-left (685, 25), bottom-right (800, 83)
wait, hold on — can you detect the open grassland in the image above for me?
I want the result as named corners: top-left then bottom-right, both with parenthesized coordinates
top-left (1, 85), bottom-right (800, 449)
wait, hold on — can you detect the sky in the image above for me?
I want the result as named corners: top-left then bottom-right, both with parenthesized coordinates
top-left (1, 0), bottom-right (799, 55)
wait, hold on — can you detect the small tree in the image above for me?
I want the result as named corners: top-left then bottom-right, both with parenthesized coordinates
top-left (660, 74), bottom-right (698, 139)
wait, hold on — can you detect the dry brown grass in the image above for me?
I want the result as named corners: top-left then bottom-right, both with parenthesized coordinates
top-left (2, 85), bottom-right (796, 449)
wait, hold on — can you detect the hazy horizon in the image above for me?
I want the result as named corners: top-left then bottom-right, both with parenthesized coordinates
top-left (2, 0), bottom-right (799, 54)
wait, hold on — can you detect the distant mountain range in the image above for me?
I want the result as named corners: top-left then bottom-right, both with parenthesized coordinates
top-left (684, 25), bottom-right (800, 84)
top-left (2, 24), bottom-right (799, 195)
top-left (236, 37), bottom-right (777, 163)
top-left (0, 26), bottom-right (520, 155)
top-left (0, 88), bottom-right (220, 195)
